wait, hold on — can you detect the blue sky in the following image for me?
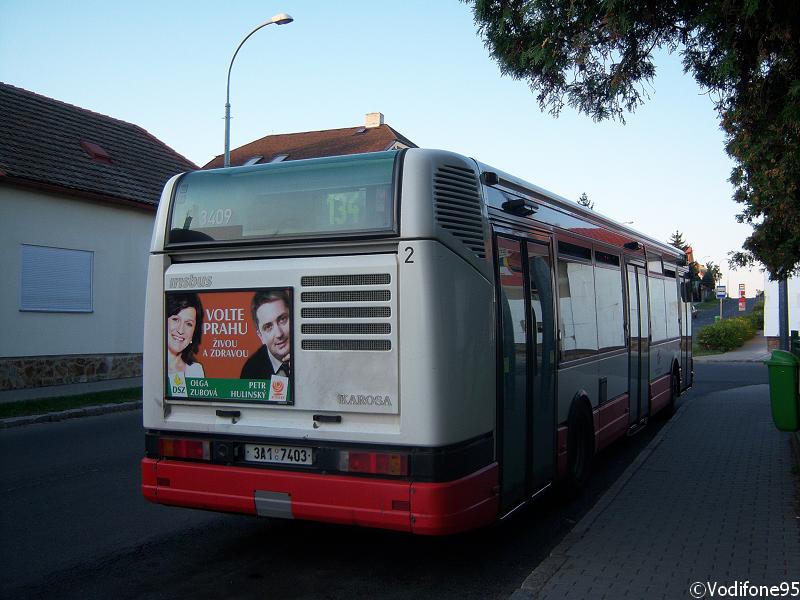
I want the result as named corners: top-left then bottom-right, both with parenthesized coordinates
top-left (1, 0), bottom-right (763, 293)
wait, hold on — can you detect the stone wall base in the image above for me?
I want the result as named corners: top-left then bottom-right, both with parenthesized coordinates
top-left (0, 353), bottom-right (142, 391)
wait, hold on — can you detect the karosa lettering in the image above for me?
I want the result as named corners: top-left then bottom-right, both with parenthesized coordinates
top-left (337, 394), bottom-right (392, 406)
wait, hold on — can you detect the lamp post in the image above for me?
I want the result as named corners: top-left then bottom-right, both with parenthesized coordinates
top-left (224, 13), bottom-right (293, 168)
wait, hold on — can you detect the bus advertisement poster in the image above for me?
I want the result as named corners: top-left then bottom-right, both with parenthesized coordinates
top-left (164, 288), bottom-right (293, 404)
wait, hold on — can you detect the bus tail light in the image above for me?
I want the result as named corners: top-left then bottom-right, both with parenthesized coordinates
top-left (339, 451), bottom-right (409, 476)
top-left (159, 437), bottom-right (211, 461)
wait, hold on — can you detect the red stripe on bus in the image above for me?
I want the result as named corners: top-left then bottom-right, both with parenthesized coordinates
top-left (649, 373), bottom-right (672, 415)
top-left (409, 463), bottom-right (498, 535)
top-left (141, 458), bottom-right (498, 535)
top-left (595, 394), bottom-right (630, 452)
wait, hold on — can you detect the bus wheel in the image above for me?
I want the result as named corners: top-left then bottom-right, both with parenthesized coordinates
top-left (661, 371), bottom-right (680, 419)
top-left (565, 401), bottom-right (594, 494)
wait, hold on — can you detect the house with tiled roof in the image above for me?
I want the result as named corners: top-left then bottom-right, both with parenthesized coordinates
top-left (203, 112), bottom-right (416, 168)
top-left (0, 82), bottom-right (197, 394)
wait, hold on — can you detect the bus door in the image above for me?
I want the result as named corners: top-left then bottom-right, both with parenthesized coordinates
top-left (626, 262), bottom-right (650, 426)
top-left (680, 275), bottom-right (692, 389)
top-left (495, 235), bottom-right (556, 512)
top-left (527, 240), bottom-right (556, 493)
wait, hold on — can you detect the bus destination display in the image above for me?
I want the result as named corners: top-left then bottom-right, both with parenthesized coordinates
top-left (167, 152), bottom-right (397, 244)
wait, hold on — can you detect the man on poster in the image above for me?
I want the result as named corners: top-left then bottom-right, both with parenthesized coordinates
top-left (240, 290), bottom-right (292, 380)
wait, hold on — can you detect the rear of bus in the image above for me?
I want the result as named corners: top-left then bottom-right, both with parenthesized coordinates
top-left (141, 149), bottom-right (499, 535)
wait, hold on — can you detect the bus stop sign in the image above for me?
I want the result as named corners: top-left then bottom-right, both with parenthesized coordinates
top-left (716, 285), bottom-right (727, 299)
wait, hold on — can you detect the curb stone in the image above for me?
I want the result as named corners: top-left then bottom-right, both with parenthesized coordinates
top-left (509, 397), bottom-right (692, 599)
top-left (0, 400), bottom-right (142, 429)
top-left (691, 356), bottom-right (769, 363)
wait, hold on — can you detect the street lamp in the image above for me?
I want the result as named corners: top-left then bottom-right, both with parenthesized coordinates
top-left (224, 13), bottom-right (294, 168)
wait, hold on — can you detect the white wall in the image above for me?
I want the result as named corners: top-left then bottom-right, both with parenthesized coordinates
top-left (763, 273), bottom-right (800, 336)
top-left (0, 185), bottom-right (155, 357)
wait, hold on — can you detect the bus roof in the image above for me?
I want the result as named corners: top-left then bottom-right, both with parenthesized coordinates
top-left (473, 157), bottom-right (684, 260)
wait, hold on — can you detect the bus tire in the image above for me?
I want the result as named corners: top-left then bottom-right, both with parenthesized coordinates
top-left (661, 370), bottom-right (680, 419)
top-left (564, 400), bottom-right (594, 494)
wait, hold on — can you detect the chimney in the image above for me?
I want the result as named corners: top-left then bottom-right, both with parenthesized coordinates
top-left (365, 112), bottom-right (384, 128)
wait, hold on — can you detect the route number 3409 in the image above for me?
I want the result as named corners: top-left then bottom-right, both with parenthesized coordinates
top-left (199, 208), bottom-right (232, 226)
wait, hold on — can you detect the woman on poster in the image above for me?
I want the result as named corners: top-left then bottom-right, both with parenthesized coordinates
top-left (166, 293), bottom-right (205, 378)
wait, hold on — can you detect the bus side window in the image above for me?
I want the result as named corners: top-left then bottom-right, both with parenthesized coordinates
top-left (649, 275), bottom-right (668, 343)
top-left (557, 258), bottom-right (598, 360)
top-left (496, 237), bottom-right (526, 410)
top-left (594, 265), bottom-right (625, 351)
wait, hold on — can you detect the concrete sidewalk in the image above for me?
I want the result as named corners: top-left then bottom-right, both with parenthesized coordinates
top-left (512, 384), bottom-right (799, 599)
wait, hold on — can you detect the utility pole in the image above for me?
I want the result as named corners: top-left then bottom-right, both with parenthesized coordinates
top-left (778, 278), bottom-right (789, 350)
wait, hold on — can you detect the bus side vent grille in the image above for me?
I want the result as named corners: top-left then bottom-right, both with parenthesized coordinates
top-left (301, 274), bottom-right (390, 287)
top-left (302, 340), bottom-right (391, 351)
top-left (433, 164), bottom-right (486, 260)
top-left (301, 307), bottom-right (391, 319)
top-left (301, 290), bottom-right (390, 303)
top-left (301, 323), bottom-right (391, 335)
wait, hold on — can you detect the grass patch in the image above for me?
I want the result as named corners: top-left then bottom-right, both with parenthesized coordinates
top-left (0, 387), bottom-right (141, 419)
top-left (692, 340), bottom-right (723, 357)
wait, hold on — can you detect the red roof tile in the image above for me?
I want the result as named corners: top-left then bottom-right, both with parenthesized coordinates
top-left (0, 82), bottom-right (198, 207)
top-left (203, 123), bottom-right (417, 169)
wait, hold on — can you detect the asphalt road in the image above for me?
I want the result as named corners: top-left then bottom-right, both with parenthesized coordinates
top-left (0, 363), bottom-right (768, 600)
top-left (0, 411), bottom-right (232, 593)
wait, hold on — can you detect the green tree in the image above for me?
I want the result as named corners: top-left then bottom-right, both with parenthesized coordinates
top-left (466, 0), bottom-right (800, 279)
top-left (689, 262), bottom-right (702, 301)
top-left (577, 192), bottom-right (594, 210)
top-left (705, 261), bottom-right (722, 284)
top-left (701, 260), bottom-right (723, 295)
top-left (668, 231), bottom-right (701, 300)
top-left (668, 230), bottom-right (688, 252)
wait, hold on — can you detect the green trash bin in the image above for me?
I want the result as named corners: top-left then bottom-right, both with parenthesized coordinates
top-left (765, 350), bottom-right (800, 432)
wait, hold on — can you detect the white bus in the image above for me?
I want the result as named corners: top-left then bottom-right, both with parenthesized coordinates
top-left (142, 148), bottom-right (692, 535)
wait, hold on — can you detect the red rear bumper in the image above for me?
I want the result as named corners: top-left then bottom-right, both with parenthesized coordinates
top-left (142, 458), bottom-right (498, 536)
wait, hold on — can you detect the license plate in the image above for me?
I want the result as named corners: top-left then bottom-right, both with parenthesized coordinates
top-left (245, 444), bottom-right (313, 465)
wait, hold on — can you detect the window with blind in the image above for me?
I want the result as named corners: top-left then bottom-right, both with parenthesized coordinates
top-left (20, 244), bottom-right (93, 312)
top-left (557, 259), bottom-right (598, 359)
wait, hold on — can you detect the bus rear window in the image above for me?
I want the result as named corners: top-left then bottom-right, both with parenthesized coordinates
top-left (167, 152), bottom-right (397, 245)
